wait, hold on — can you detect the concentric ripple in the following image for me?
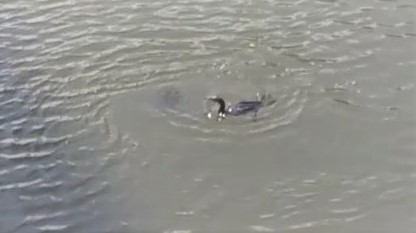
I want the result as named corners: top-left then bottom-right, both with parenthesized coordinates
top-left (110, 73), bottom-right (310, 146)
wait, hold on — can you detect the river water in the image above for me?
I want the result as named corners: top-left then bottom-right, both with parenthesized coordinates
top-left (1, 0), bottom-right (415, 232)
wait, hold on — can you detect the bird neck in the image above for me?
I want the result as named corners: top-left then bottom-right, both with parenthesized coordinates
top-left (215, 98), bottom-right (226, 115)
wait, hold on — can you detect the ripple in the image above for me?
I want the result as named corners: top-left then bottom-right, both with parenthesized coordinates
top-left (111, 80), bottom-right (308, 143)
top-left (37, 224), bottom-right (68, 231)
top-left (0, 179), bottom-right (42, 191)
top-left (250, 225), bottom-right (275, 232)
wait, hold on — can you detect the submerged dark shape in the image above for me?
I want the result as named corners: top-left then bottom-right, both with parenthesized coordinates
top-left (206, 94), bottom-right (276, 120)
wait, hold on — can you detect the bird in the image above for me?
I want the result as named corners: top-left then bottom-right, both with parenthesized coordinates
top-left (205, 94), bottom-right (275, 121)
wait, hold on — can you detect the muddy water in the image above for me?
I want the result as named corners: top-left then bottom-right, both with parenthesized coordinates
top-left (0, 0), bottom-right (415, 232)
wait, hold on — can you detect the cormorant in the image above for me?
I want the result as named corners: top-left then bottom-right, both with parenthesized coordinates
top-left (205, 94), bottom-right (275, 121)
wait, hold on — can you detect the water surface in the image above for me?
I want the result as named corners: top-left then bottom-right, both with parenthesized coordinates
top-left (0, 0), bottom-right (415, 232)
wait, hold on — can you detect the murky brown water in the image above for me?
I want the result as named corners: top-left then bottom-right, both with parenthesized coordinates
top-left (1, 0), bottom-right (415, 232)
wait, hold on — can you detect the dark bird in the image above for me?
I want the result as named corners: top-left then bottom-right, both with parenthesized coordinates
top-left (205, 94), bottom-right (276, 121)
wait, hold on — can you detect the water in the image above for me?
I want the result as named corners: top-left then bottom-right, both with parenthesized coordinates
top-left (0, 0), bottom-right (415, 232)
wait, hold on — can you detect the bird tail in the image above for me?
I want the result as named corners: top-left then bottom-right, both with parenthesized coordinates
top-left (258, 93), bottom-right (276, 106)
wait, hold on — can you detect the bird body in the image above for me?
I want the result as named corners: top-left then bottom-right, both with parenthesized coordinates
top-left (226, 100), bottom-right (263, 116)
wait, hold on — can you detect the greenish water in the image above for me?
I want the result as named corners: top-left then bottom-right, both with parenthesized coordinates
top-left (0, 0), bottom-right (415, 232)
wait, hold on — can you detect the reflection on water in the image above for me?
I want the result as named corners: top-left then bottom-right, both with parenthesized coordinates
top-left (0, 0), bottom-right (415, 232)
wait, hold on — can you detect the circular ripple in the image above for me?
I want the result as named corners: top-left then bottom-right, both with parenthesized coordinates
top-left (110, 70), bottom-right (309, 143)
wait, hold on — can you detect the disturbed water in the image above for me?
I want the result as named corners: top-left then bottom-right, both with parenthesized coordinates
top-left (1, 0), bottom-right (415, 232)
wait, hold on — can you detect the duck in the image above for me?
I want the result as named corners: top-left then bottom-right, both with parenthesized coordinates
top-left (205, 94), bottom-right (275, 121)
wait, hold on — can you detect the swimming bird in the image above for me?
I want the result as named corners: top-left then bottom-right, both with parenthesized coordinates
top-left (205, 94), bottom-right (276, 121)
